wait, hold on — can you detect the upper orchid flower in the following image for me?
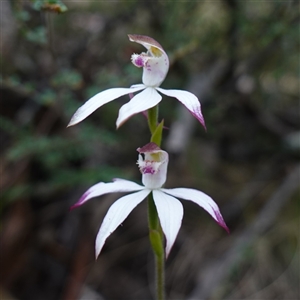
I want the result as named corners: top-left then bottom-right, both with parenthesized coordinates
top-left (71, 142), bottom-right (228, 258)
top-left (68, 34), bottom-right (206, 129)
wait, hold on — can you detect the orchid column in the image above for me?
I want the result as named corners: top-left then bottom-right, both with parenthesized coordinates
top-left (68, 34), bottom-right (228, 300)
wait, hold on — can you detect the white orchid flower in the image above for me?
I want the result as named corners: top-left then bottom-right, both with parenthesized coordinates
top-left (71, 143), bottom-right (228, 258)
top-left (68, 34), bottom-right (206, 129)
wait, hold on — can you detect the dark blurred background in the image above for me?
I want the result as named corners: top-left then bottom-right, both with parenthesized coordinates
top-left (1, 1), bottom-right (299, 299)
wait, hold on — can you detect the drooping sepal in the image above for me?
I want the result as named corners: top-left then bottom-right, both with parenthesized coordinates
top-left (152, 190), bottom-right (184, 257)
top-left (95, 189), bottom-right (151, 258)
top-left (161, 188), bottom-right (229, 233)
top-left (156, 87), bottom-right (206, 129)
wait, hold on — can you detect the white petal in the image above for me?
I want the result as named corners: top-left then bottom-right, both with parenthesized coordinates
top-left (161, 188), bottom-right (229, 233)
top-left (95, 189), bottom-right (151, 258)
top-left (71, 180), bottom-right (145, 209)
top-left (142, 54), bottom-right (169, 87)
top-left (156, 88), bottom-right (206, 129)
top-left (68, 86), bottom-right (145, 126)
top-left (130, 84), bottom-right (145, 89)
top-left (152, 190), bottom-right (183, 257)
top-left (116, 87), bottom-right (162, 128)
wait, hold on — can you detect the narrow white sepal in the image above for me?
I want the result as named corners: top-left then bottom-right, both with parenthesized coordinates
top-left (71, 180), bottom-right (144, 209)
top-left (116, 87), bottom-right (162, 128)
top-left (156, 87), bottom-right (206, 128)
top-left (161, 188), bottom-right (229, 232)
top-left (152, 190), bottom-right (183, 258)
top-left (68, 86), bottom-right (145, 126)
top-left (95, 189), bottom-right (151, 258)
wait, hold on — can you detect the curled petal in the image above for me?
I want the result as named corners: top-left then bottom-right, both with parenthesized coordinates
top-left (95, 189), bottom-right (151, 258)
top-left (128, 34), bottom-right (169, 87)
top-left (128, 34), bottom-right (165, 53)
top-left (137, 143), bottom-right (169, 189)
top-left (152, 190), bottom-right (183, 257)
top-left (116, 87), bottom-right (162, 128)
top-left (68, 86), bottom-right (145, 127)
top-left (156, 88), bottom-right (206, 129)
top-left (161, 188), bottom-right (229, 233)
top-left (70, 180), bottom-right (145, 210)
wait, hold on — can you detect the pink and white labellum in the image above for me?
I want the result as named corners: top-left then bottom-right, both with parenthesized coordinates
top-left (68, 34), bottom-right (206, 129)
top-left (71, 143), bottom-right (228, 259)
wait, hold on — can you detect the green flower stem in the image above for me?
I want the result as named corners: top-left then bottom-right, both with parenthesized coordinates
top-left (155, 247), bottom-right (165, 300)
top-left (147, 104), bottom-right (165, 300)
top-left (148, 105), bottom-right (159, 135)
top-left (151, 119), bottom-right (164, 148)
top-left (148, 192), bottom-right (165, 300)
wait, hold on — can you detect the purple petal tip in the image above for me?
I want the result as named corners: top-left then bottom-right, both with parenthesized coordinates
top-left (194, 113), bottom-right (206, 130)
top-left (69, 192), bottom-right (90, 211)
top-left (222, 223), bottom-right (230, 234)
top-left (217, 220), bottom-right (230, 234)
top-left (215, 211), bottom-right (229, 233)
top-left (70, 203), bottom-right (80, 211)
top-left (188, 109), bottom-right (206, 131)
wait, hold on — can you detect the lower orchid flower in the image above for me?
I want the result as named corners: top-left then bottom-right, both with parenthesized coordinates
top-left (68, 34), bottom-right (206, 129)
top-left (71, 142), bottom-right (228, 258)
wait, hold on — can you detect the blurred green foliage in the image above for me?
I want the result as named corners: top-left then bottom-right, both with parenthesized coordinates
top-left (32, 0), bottom-right (68, 13)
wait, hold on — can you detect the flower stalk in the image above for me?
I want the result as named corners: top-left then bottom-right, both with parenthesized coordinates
top-left (148, 193), bottom-right (165, 300)
top-left (69, 34), bottom-right (229, 300)
top-left (148, 106), bottom-right (159, 135)
top-left (147, 107), bottom-right (165, 300)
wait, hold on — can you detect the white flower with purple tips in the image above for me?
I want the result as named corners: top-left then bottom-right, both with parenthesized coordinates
top-left (71, 143), bottom-right (228, 258)
top-left (68, 34), bottom-right (206, 129)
